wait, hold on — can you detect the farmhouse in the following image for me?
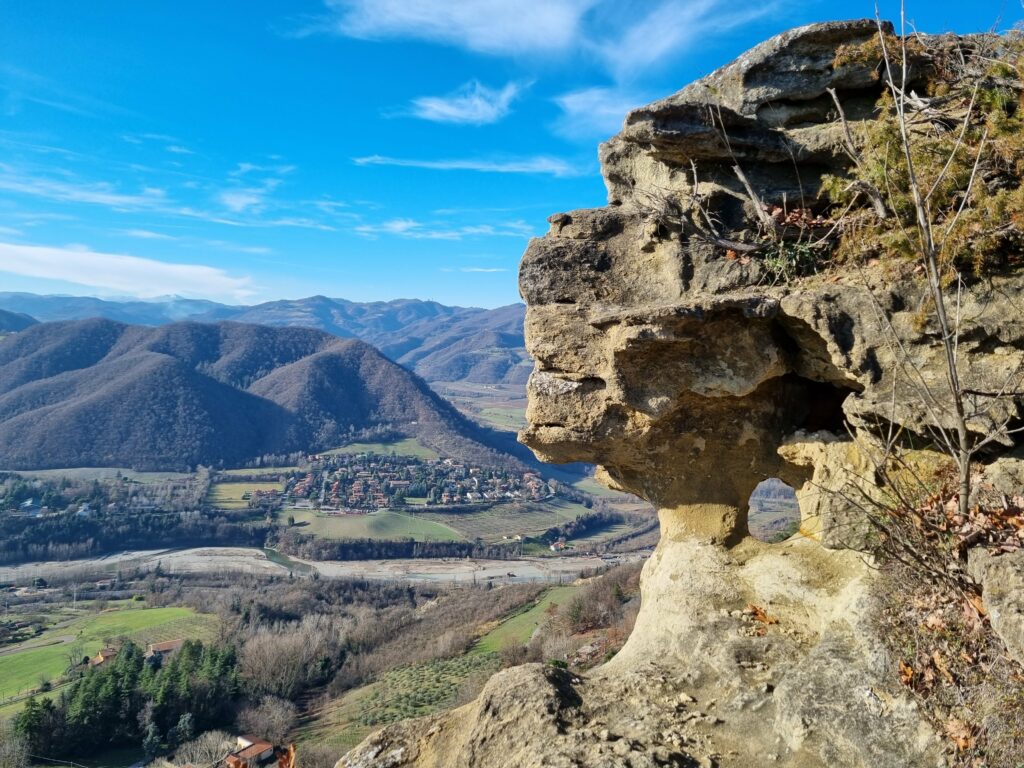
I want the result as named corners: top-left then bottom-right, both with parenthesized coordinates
top-left (145, 639), bottom-right (185, 661)
top-left (225, 735), bottom-right (275, 768)
top-left (90, 647), bottom-right (118, 667)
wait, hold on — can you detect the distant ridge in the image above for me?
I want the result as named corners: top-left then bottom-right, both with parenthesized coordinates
top-left (0, 293), bottom-right (529, 385)
top-left (0, 308), bottom-right (37, 333)
top-left (0, 319), bottom-right (517, 471)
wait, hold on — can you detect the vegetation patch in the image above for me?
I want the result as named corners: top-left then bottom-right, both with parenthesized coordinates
top-left (324, 438), bottom-right (438, 460)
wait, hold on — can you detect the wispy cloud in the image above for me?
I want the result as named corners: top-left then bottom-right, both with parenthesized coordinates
top-left (0, 241), bottom-right (256, 301)
top-left (589, 0), bottom-right (776, 81)
top-left (219, 189), bottom-right (267, 213)
top-left (166, 144), bottom-right (194, 155)
top-left (306, 0), bottom-right (781, 84)
top-left (119, 228), bottom-right (176, 240)
top-left (460, 267), bottom-right (507, 272)
top-left (552, 86), bottom-right (649, 138)
top-left (354, 218), bottom-right (535, 240)
top-left (306, 0), bottom-right (597, 55)
top-left (0, 65), bottom-right (130, 119)
top-left (116, 229), bottom-right (272, 255)
top-left (0, 167), bottom-right (168, 208)
top-left (409, 80), bottom-right (525, 125)
top-left (353, 154), bottom-right (583, 177)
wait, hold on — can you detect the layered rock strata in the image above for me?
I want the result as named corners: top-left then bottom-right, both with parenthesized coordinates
top-left (341, 20), bottom-right (1023, 768)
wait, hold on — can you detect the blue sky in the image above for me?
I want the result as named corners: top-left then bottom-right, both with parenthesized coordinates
top-left (0, 0), bottom-right (1016, 308)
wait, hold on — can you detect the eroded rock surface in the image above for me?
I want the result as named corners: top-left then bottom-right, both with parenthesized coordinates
top-left (340, 20), bottom-right (1023, 768)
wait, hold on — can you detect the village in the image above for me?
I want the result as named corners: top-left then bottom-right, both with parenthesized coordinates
top-left (288, 453), bottom-right (562, 514)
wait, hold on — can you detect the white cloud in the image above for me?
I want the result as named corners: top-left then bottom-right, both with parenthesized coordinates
top-left (591, 0), bottom-right (775, 81)
top-left (0, 225), bottom-right (23, 236)
top-left (310, 0), bottom-right (782, 84)
top-left (0, 241), bottom-right (255, 301)
top-left (353, 154), bottom-right (583, 177)
top-left (317, 0), bottom-right (597, 55)
top-left (0, 167), bottom-right (168, 209)
top-left (119, 229), bottom-right (176, 240)
top-left (409, 80), bottom-right (524, 125)
top-left (354, 218), bottom-right (535, 240)
top-left (552, 86), bottom-right (649, 139)
top-left (165, 144), bottom-right (194, 155)
top-left (219, 189), bottom-right (266, 213)
top-left (460, 267), bottom-right (507, 272)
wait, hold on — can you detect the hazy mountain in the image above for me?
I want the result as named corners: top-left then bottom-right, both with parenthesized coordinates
top-left (0, 319), bottom-right (516, 471)
top-left (0, 309), bottom-right (37, 333)
top-left (0, 293), bottom-right (529, 384)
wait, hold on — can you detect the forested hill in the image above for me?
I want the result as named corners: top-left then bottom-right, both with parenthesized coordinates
top-left (0, 293), bottom-right (529, 385)
top-left (0, 308), bottom-right (37, 333)
top-left (0, 319), bottom-right (516, 471)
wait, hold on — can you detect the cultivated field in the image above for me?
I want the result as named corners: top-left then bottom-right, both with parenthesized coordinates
top-left (431, 382), bottom-right (527, 433)
top-left (418, 499), bottom-right (591, 543)
top-left (0, 604), bottom-right (217, 702)
top-left (287, 508), bottom-right (464, 542)
top-left (207, 480), bottom-right (282, 509)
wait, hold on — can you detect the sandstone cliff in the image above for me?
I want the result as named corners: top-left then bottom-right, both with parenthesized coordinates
top-left (340, 20), bottom-right (1024, 768)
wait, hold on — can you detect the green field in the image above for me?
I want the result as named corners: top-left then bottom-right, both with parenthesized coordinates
top-left (419, 499), bottom-right (590, 543)
top-left (221, 466), bottom-right (301, 477)
top-left (207, 480), bottom-right (282, 509)
top-left (476, 585), bottom-right (579, 653)
top-left (3, 467), bottom-right (191, 483)
top-left (288, 508), bottom-right (464, 542)
top-left (324, 438), bottom-right (438, 460)
top-left (476, 406), bottom-right (528, 431)
top-left (0, 605), bottom-right (218, 703)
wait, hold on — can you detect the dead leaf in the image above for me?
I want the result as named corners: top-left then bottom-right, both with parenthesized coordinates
top-left (898, 659), bottom-right (914, 686)
top-left (932, 650), bottom-right (955, 685)
top-left (745, 603), bottom-right (779, 625)
top-left (945, 717), bottom-right (974, 752)
top-left (924, 612), bottom-right (947, 631)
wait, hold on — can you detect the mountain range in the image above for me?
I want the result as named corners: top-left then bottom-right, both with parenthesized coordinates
top-left (0, 319), bottom-right (517, 471)
top-left (0, 293), bottom-right (530, 385)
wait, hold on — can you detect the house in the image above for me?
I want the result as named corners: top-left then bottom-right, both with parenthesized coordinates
top-left (90, 647), bottom-right (118, 667)
top-left (76, 503), bottom-right (94, 518)
top-left (145, 639), bottom-right (184, 660)
top-left (225, 735), bottom-right (275, 768)
top-left (18, 499), bottom-right (41, 517)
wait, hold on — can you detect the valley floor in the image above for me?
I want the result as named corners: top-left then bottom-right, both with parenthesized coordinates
top-left (0, 546), bottom-right (646, 585)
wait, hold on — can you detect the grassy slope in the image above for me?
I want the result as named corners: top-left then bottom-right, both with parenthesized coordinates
top-left (4, 468), bottom-right (190, 483)
top-left (0, 605), bottom-right (217, 701)
top-left (475, 585), bottom-right (579, 653)
top-left (324, 438), bottom-right (438, 460)
top-left (288, 508), bottom-right (465, 542)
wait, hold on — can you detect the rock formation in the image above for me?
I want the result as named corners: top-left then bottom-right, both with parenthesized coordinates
top-left (340, 20), bottom-right (1023, 768)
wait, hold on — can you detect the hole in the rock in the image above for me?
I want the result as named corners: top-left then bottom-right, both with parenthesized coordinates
top-left (748, 478), bottom-right (801, 543)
